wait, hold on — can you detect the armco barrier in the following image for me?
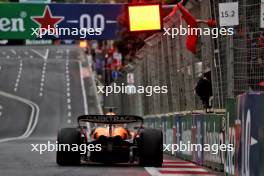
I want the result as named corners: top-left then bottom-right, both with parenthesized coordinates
top-left (144, 92), bottom-right (264, 175)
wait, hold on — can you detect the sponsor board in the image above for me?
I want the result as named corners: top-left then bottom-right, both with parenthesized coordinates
top-left (0, 3), bottom-right (123, 39)
top-left (162, 116), bottom-right (167, 146)
top-left (149, 117), bottom-right (155, 128)
top-left (172, 115), bottom-right (177, 155)
top-left (174, 115), bottom-right (182, 156)
top-left (225, 98), bottom-right (237, 176)
top-left (236, 93), bottom-right (262, 176)
top-left (180, 115), bottom-right (192, 160)
top-left (203, 114), bottom-right (224, 170)
top-left (145, 93), bottom-right (264, 175)
top-left (192, 114), bottom-right (204, 164)
top-left (166, 116), bottom-right (173, 151)
top-left (145, 117), bottom-right (155, 129)
top-left (155, 117), bottom-right (162, 129)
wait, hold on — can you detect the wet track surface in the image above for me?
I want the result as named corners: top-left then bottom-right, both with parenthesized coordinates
top-left (0, 45), bottom-right (149, 176)
top-left (0, 45), bottom-right (223, 176)
top-left (0, 139), bottom-right (150, 176)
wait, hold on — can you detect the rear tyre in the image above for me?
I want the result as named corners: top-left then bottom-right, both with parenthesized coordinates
top-left (138, 128), bottom-right (163, 167)
top-left (56, 128), bottom-right (81, 166)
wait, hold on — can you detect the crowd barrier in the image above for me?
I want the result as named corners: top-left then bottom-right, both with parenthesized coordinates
top-left (144, 92), bottom-right (264, 176)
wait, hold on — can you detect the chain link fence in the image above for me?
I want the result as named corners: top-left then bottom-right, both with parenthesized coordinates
top-left (213, 0), bottom-right (264, 108)
top-left (106, 0), bottom-right (264, 116)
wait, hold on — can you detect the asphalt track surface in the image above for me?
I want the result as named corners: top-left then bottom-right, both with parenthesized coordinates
top-left (0, 45), bottom-right (223, 176)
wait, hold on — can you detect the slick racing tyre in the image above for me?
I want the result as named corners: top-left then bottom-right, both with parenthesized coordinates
top-left (56, 128), bottom-right (81, 166)
top-left (139, 128), bottom-right (163, 167)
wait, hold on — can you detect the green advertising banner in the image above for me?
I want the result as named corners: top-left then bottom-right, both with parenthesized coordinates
top-left (225, 98), bottom-right (237, 176)
top-left (203, 114), bottom-right (224, 171)
top-left (0, 3), bottom-right (42, 39)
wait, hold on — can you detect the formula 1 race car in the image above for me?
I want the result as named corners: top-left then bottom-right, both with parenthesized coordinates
top-left (56, 115), bottom-right (163, 166)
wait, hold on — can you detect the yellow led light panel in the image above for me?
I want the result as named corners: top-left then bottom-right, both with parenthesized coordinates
top-left (128, 4), bottom-right (161, 32)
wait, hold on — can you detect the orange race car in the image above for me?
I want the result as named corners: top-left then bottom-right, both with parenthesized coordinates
top-left (56, 114), bottom-right (163, 166)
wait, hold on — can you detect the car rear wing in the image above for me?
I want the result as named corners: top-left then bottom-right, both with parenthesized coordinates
top-left (78, 115), bottom-right (143, 125)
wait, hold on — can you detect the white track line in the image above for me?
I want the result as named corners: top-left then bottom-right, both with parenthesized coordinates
top-left (56, 50), bottom-right (63, 54)
top-left (145, 167), bottom-right (162, 176)
top-left (0, 91), bottom-right (40, 143)
top-left (65, 57), bottom-right (72, 119)
top-left (39, 63), bottom-right (46, 96)
top-left (37, 50), bottom-right (49, 97)
top-left (158, 168), bottom-right (208, 172)
top-left (79, 61), bottom-right (88, 115)
top-left (31, 49), bottom-right (49, 60)
top-left (10, 49), bottom-right (16, 55)
top-left (162, 163), bottom-right (196, 166)
top-left (14, 60), bottom-right (23, 92)
top-left (56, 56), bottom-right (62, 59)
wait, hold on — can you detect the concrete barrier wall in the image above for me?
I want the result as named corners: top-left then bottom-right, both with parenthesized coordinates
top-left (145, 92), bottom-right (264, 176)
